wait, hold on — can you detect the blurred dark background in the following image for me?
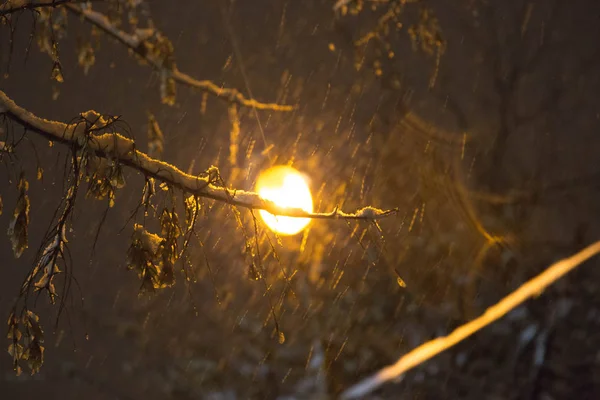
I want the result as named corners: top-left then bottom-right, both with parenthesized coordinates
top-left (1, 0), bottom-right (600, 398)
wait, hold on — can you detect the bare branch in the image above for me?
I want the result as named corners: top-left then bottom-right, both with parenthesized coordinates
top-left (0, 89), bottom-right (395, 220)
top-left (341, 240), bottom-right (600, 399)
top-left (62, 4), bottom-right (295, 111)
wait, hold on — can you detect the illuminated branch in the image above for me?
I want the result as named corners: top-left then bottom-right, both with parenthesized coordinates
top-left (0, 90), bottom-right (394, 220)
top-left (332, 0), bottom-right (354, 11)
top-left (341, 240), bottom-right (600, 399)
top-left (62, 4), bottom-right (294, 111)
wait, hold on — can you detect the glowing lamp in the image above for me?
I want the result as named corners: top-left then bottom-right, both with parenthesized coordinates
top-left (255, 166), bottom-right (313, 235)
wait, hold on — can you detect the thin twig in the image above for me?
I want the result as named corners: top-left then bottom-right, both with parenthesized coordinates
top-left (341, 240), bottom-right (600, 399)
top-left (0, 0), bottom-right (93, 16)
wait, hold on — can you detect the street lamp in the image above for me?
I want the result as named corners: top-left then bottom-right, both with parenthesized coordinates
top-left (255, 165), bottom-right (313, 235)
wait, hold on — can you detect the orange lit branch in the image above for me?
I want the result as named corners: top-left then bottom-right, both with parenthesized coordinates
top-left (0, 90), bottom-right (394, 220)
top-left (341, 240), bottom-right (600, 399)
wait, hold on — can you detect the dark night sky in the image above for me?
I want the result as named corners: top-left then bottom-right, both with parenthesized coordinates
top-left (2, 0), bottom-right (600, 398)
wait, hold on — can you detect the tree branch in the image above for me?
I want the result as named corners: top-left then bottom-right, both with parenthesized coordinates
top-left (0, 0), bottom-right (91, 15)
top-left (0, 89), bottom-right (394, 220)
top-left (62, 4), bottom-right (295, 111)
top-left (341, 240), bottom-right (600, 399)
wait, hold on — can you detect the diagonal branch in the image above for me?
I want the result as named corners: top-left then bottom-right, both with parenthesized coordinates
top-left (63, 4), bottom-right (294, 111)
top-left (341, 240), bottom-right (600, 399)
top-left (0, 89), bottom-right (395, 220)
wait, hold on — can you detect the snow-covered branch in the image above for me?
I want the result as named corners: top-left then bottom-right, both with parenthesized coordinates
top-left (62, 4), bottom-right (295, 111)
top-left (341, 240), bottom-right (600, 399)
top-left (0, 89), bottom-right (395, 220)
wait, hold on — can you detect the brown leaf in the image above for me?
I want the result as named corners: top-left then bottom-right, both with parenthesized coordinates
top-left (147, 112), bottom-right (164, 159)
top-left (50, 61), bottom-right (64, 83)
top-left (7, 175), bottom-right (30, 258)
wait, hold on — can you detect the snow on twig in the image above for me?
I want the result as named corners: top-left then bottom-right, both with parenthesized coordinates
top-left (63, 4), bottom-right (295, 111)
top-left (0, 89), bottom-right (395, 220)
top-left (341, 240), bottom-right (600, 399)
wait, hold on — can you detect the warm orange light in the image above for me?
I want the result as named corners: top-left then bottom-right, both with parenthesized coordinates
top-left (256, 165), bottom-right (313, 235)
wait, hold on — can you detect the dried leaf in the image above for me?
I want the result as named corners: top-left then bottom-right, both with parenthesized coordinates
top-left (50, 61), bottom-right (64, 83)
top-left (160, 209), bottom-right (181, 239)
top-left (24, 311), bottom-right (44, 340)
top-left (7, 175), bottom-right (30, 258)
top-left (158, 252), bottom-right (175, 288)
top-left (131, 224), bottom-right (162, 256)
top-left (7, 310), bottom-right (45, 375)
top-left (142, 178), bottom-right (155, 209)
top-left (109, 165), bottom-right (126, 189)
top-left (147, 112), bottom-right (164, 159)
top-left (7, 328), bottom-right (21, 341)
top-left (128, 224), bottom-right (175, 291)
top-left (394, 269), bottom-right (407, 288)
top-left (184, 196), bottom-right (199, 228)
top-left (8, 343), bottom-right (23, 359)
top-left (24, 342), bottom-right (44, 374)
top-left (83, 155), bottom-right (123, 204)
